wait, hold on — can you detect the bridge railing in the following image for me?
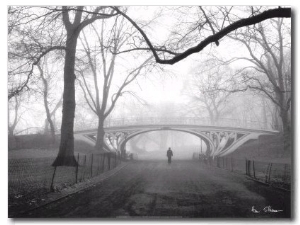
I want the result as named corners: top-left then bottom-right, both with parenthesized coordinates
top-left (104, 117), bottom-right (271, 131)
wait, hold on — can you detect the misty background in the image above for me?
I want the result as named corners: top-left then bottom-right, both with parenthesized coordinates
top-left (7, 6), bottom-right (291, 161)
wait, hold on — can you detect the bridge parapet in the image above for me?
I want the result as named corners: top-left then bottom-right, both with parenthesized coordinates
top-left (104, 117), bottom-right (272, 131)
top-left (75, 117), bottom-right (278, 158)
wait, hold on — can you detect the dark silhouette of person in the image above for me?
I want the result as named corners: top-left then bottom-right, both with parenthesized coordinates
top-left (167, 147), bottom-right (173, 164)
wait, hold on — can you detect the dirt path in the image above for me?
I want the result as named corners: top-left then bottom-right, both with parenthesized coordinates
top-left (20, 160), bottom-right (291, 218)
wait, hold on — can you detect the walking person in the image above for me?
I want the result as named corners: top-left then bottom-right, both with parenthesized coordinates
top-left (167, 147), bottom-right (173, 164)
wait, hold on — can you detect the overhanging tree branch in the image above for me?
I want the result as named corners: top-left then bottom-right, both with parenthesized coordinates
top-left (114, 7), bottom-right (290, 65)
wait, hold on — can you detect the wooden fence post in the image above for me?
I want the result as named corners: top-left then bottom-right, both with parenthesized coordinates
top-left (76, 153), bottom-right (79, 183)
top-left (283, 164), bottom-right (288, 183)
top-left (248, 160), bottom-right (251, 177)
top-left (252, 160), bottom-right (256, 179)
top-left (83, 154), bottom-right (87, 181)
top-left (265, 163), bottom-right (269, 183)
top-left (108, 154), bottom-right (111, 170)
top-left (265, 163), bottom-right (272, 183)
top-left (50, 166), bottom-right (57, 192)
top-left (102, 154), bottom-right (105, 172)
top-left (245, 159), bottom-right (251, 176)
top-left (91, 154), bottom-right (94, 177)
top-left (268, 163), bottom-right (272, 183)
top-left (97, 155), bottom-right (100, 175)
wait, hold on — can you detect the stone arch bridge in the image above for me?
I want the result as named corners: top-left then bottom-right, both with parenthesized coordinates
top-left (74, 117), bottom-right (278, 158)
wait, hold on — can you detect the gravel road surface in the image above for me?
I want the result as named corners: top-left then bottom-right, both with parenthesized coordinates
top-left (20, 160), bottom-right (291, 218)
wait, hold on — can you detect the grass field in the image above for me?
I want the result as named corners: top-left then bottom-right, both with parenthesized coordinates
top-left (8, 139), bottom-right (120, 214)
top-left (228, 134), bottom-right (292, 164)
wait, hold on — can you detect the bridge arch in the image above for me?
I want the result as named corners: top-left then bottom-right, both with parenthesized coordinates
top-left (74, 121), bottom-right (278, 158)
top-left (118, 128), bottom-right (212, 155)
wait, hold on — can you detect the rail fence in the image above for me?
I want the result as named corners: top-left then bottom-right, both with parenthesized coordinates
top-left (8, 152), bottom-right (122, 213)
top-left (104, 117), bottom-right (272, 130)
top-left (193, 154), bottom-right (291, 191)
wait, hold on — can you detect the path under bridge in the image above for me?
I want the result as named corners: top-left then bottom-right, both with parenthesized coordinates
top-left (74, 117), bottom-right (278, 158)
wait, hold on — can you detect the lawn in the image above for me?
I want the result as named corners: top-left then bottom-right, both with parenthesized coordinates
top-left (8, 139), bottom-right (119, 215)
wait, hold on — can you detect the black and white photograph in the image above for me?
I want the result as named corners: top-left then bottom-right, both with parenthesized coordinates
top-left (6, 5), bottom-right (292, 220)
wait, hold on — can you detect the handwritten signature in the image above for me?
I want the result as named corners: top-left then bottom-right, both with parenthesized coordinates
top-left (251, 206), bottom-right (283, 213)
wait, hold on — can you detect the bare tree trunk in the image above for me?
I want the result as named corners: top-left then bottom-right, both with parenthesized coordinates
top-left (43, 96), bottom-right (56, 144)
top-left (38, 64), bottom-right (56, 144)
top-left (52, 32), bottom-right (78, 166)
top-left (276, 88), bottom-right (291, 151)
top-left (95, 117), bottom-right (105, 151)
top-left (208, 111), bottom-right (214, 125)
top-left (261, 96), bottom-right (268, 129)
top-left (44, 119), bottom-right (49, 134)
top-left (280, 107), bottom-right (291, 151)
top-left (214, 111), bottom-right (220, 125)
top-left (8, 127), bottom-right (14, 137)
top-left (8, 110), bottom-right (15, 137)
top-left (8, 96), bottom-right (19, 136)
top-left (44, 95), bottom-right (62, 135)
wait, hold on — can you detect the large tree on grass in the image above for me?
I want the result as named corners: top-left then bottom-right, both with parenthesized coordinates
top-left (8, 6), bottom-right (118, 166)
top-left (52, 7), bottom-right (118, 166)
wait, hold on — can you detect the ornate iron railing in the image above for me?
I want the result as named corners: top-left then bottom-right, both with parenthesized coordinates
top-left (103, 117), bottom-right (273, 131)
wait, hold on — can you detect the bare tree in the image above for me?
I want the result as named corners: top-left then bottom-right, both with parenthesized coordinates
top-left (36, 57), bottom-right (63, 143)
top-left (43, 96), bottom-right (63, 135)
top-left (50, 6), bottom-right (121, 166)
top-left (77, 17), bottom-right (154, 151)
top-left (186, 63), bottom-right (232, 124)
top-left (37, 64), bottom-right (56, 143)
top-left (223, 18), bottom-right (291, 150)
top-left (9, 6), bottom-right (120, 165)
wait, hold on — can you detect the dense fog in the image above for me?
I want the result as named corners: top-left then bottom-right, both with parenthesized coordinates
top-left (126, 131), bottom-right (207, 160)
